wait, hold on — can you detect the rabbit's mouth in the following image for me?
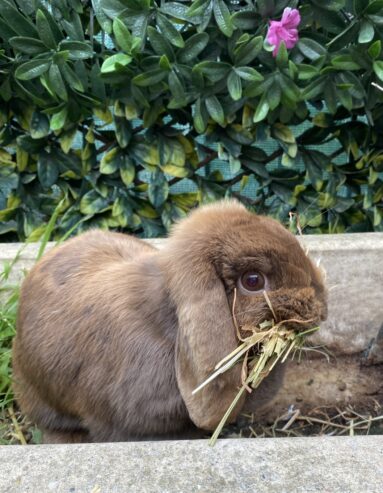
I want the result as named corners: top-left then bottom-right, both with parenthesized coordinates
top-left (234, 286), bottom-right (327, 336)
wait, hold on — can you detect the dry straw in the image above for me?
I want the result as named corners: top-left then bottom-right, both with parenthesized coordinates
top-left (192, 289), bottom-right (319, 446)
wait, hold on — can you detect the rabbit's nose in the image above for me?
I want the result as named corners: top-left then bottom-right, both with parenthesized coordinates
top-left (266, 287), bottom-right (324, 329)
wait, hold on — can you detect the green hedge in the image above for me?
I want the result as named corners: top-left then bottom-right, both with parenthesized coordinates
top-left (0, 0), bottom-right (383, 240)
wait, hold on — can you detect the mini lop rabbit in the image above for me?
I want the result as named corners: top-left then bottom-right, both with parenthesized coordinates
top-left (12, 200), bottom-right (327, 443)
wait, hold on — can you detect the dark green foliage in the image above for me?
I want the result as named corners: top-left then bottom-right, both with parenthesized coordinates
top-left (0, 0), bottom-right (383, 240)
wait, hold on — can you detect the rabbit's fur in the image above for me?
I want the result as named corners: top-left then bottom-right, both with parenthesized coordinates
top-left (12, 200), bottom-right (327, 442)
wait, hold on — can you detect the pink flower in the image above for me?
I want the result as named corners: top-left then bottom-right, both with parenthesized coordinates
top-left (266, 7), bottom-right (301, 57)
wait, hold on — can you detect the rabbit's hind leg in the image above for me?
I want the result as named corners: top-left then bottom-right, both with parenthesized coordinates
top-left (42, 429), bottom-right (90, 444)
top-left (13, 376), bottom-right (89, 443)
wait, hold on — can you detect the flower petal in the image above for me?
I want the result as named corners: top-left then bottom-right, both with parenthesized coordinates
top-left (267, 23), bottom-right (282, 46)
top-left (281, 8), bottom-right (301, 29)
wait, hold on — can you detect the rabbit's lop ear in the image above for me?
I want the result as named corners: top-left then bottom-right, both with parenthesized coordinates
top-left (174, 268), bottom-right (243, 430)
top-left (162, 202), bottom-right (246, 430)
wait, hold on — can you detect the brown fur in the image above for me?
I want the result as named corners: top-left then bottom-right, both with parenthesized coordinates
top-left (12, 200), bottom-right (327, 442)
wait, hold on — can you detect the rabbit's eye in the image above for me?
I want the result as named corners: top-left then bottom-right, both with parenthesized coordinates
top-left (239, 271), bottom-right (266, 293)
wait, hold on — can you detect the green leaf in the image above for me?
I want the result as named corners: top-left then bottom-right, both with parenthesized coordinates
top-left (161, 164), bottom-right (189, 178)
top-left (178, 33), bottom-right (209, 63)
top-left (59, 127), bottom-right (77, 154)
top-left (227, 71), bottom-right (242, 100)
top-left (147, 26), bottom-right (175, 60)
top-left (113, 18), bottom-right (133, 52)
top-left (193, 61), bottom-right (231, 82)
top-left (373, 60), bottom-right (383, 80)
top-left (159, 54), bottom-right (172, 71)
top-left (160, 4), bottom-right (200, 25)
top-left (0, 18), bottom-right (17, 40)
top-left (213, 0), bottom-right (233, 37)
top-left (148, 170), bottom-right (169, 208)
top-left (272, 123), bottom-right (295, 144)
top-left (9, 36), bottom-right (46, 54)
top-left (17, 135), bottom-right (46, 153)
top-left (0, 168), bottom-right (18, 193)
top-left (157, 13), bottom-right (184, 48)
top-left (366, 0), bottom-right (383, 14)
top-left (37, 151), bottom-right (59, 188)
top-left (13, 0), bottom-right (35, 16)
top-left (120, 156), bottom-right (135, 186)
top-left (312, 113), bottom-right (333, 128)
top-left (297, 38), bottom-right (327, 60)
top-left (15, 59), bottom-right (50, 80)
top-left (193, 98), bottom-right (208, 133)
top-left (101, 53), bottom-right (132, 74)
top-left (91, 0), bottom-right (112, 33)
top-left (276, 41), bottom-right (288, 67)
top-left (135, 201), bottom-right (158, 220)
top-left (53, 50), bottom-right (70, 64)
top-left (30, 112), bottom-right (50, 139)
top-left (60, 63), bottom-right (84, 92)
top-left (235, 66), bottom-right (263, 81)
top-left (303, 153), bottom-right (326, 190)
top-left (232, 11), bottom-right (258, 30)
top-left (59, 41), bottom-right (93, 60)
top-left (0, 0), bottom-right (38, 38)
top-left (358, 20), bottom-right (374, 43)
top-left (368, 40), bottom-right (381, 59)
top-left (266, 80), bottom-right (281, 110)
top-left (205, 95), bottom-right (225, 125)
top-left (50, 107), bottom-right (68, 131)
top-left (281, 74), bottom-right (300, 102)
top-left (115, 116), bottom-right (132, 148)
top-left (168, 70), bottom-right (186, 102)
top-left (80, 190), bottom-right (109, 214)
top-left (166, 138), bottom-right (186, 167)
top-left (312, 0), bottom-right (346, 10)
top-left (296, 64), bottom-right (319, 80)
top-left (133, 68), bottom-right (167, 86)
top-left (143, 100), bottom-right (164, 127)
top-left (187, 0), bottom-right (210, 17)
top-left (38, 7), bottom-right (63, 44)
top-left (324, 83), bottom-right (338, 113)
top-left (317, 192), bottom-right (336, 209)
top-left (100, 147), bottom-right (121, 174)
top-left (253, 93), bottom-right (269, 123)
top-left (62, 11), bottom-right (85, 41)
top-left (123, 0), bottom-right (151, 10)
top-left (234, 36), bottom-right (263, 65)
top-left (49, 64), bottom-right (68, 101)
top-left (331, 55), bottom-right (361, 70)
top-left (301, 75), bottom-right (327, 99)
top-left (336, 71), bottom-right (365, 99)
top-left (36, 9), bottom-right (57, 49)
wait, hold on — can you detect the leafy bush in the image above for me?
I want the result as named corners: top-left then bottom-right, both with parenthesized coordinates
top-left (1, 0), bottom-right (383, 240)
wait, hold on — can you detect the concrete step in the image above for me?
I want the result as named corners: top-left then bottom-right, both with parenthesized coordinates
top-left (0, 437), bottom-right (382, 492)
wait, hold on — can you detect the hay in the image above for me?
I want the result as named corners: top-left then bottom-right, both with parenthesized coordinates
top-left (237, 401), bottom-right (383, 439)
top-left (0, 407), bottom-right (41, 445)
top-left (192, 290), bottom-right (319, 445)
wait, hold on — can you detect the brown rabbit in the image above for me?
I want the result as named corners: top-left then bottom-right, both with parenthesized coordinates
top-left (12, 200), bottom-right (327, 443)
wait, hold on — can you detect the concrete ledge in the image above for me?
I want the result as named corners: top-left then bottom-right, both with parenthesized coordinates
top-left (0, 437), bottom-right (382, 492)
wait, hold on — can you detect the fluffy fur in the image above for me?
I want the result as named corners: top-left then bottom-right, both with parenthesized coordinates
top-left (12, 200), bottom-right (327, 442)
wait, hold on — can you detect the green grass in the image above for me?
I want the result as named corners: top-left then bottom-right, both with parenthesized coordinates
top-left (0, 256), bottom-right (20, 409)
top-left (0, 200), bottom-right (67, 444)
top-left (0, 256), bottom-right (28, 444)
